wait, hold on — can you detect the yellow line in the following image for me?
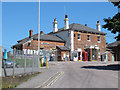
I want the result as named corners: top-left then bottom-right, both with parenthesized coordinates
top-left (35, 72), bottom-right (64, 88)
top-left (45, 72), bottom-right (64, 88)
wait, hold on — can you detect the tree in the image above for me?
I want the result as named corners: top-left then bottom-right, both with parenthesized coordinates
top-left (103, 1), bottom-right (120, 41)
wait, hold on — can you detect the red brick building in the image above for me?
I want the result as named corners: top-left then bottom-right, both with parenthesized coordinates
top-left (12, 30), bottom-right (70, 61)
top-left (49, 15), bottom-right (106, 61)
top-left (12, 15), bottom-right (107, 61)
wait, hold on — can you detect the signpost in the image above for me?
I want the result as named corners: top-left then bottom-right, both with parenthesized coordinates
top-left (3, 49), bottom-right (7, 77)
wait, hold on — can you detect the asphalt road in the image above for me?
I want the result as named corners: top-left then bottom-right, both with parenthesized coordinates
top-left (17, 61), bottom-right (119, 88)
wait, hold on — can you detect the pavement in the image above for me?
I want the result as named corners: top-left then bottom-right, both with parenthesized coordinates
top-left (2, 67), bottom-right (39, 77)
top-left (16, 61), bottom-right (119, 88)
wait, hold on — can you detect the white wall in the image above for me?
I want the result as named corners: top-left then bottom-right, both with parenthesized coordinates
top-left (23, 49), bottom-right (38, 55)
top-left (71, 30), bottom-right (74, 52)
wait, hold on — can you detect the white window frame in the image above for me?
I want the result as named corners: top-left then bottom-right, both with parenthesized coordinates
top-left (78, 34), bottom-right (81, 41)
top-left (97, 36), bottom-right (101, 43)
top-left (87, 35), bottom-right (91, 41)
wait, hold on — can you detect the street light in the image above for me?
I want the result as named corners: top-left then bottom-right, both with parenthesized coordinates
top-left (38, 0), bottom-right (40, 69)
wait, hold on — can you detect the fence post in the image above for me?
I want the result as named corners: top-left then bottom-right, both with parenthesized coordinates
top-left (32, 54), bottom-right (34, 74)
top-left (13, 48), bottom-right (16, 78)
top-left (0, 46), bottom-right (2, 90)
top-left (24, 53), bottom-right (26, 74)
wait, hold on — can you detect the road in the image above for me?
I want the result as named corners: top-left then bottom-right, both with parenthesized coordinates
top-left (17, 61), bottom-right (119, 88)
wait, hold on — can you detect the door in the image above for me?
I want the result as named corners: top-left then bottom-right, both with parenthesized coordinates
top-left (78, 52), bottom-right (81, 60)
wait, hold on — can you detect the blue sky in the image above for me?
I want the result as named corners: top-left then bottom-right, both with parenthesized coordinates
top-left (2, 2), bottom-right (118, 51)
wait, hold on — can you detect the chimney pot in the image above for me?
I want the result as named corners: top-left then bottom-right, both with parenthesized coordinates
top-left (96, 21), bottom-right (101, 31)
top-left (65, 15), bottom-right (68, 18)
top-left (54, 18), bottom-right (56, 22)
top-left (64, 15), bottom-right (69, 30)
top-left (29, 30), bottom-right (33, 38)
top-left (97, 21), bottom-right (99, 23)
top-left (53, 18), bottom-right (58, 32)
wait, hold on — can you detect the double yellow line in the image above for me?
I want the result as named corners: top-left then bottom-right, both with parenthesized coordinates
top-left (35, 71), bottom-right (64, 88)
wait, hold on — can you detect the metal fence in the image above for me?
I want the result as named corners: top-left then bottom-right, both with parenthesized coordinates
top-left (2, 48), bottom-right (57, 77)
top-left (2, 54), bottom-right (39, 77)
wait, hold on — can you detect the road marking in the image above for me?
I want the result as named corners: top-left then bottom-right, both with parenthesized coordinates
top-left (35, 71), bottom-right (64, 88)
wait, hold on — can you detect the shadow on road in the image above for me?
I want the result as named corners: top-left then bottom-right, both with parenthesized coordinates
top-left (81, 64), bottom-right (120, 71)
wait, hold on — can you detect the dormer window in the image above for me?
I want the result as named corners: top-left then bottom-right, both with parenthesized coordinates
top-left (87, 35), bottom-right (90, 41)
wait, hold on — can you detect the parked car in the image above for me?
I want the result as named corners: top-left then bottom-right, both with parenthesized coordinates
top-left (2, 59), bottom-right (16, 68)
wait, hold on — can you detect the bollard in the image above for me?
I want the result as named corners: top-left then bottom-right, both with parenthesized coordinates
top-left (46, 60), bottom-right (48, 69)
top-left (39, 61), bottom-right (41, 68)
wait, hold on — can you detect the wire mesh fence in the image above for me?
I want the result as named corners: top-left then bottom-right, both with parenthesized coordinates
top-left (2, 53), bottom-right (39, 77)
top-left (2, 48), bottom-right (38, 77)
top-left (2, 48), bottom-right (58, 77)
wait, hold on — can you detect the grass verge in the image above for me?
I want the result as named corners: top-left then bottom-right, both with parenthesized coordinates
top-left (2, 72), bottom-right (41, 89)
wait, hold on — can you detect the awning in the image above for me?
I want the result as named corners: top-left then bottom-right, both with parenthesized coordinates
top-left (56, 46), bottom-right (70, 51)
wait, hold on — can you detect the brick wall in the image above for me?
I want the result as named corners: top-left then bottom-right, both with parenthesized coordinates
top-left (61, 51), bottom-right (70, 61)
top-left (74, 31), bottom-right (106, 54)
top-left (23, 40), bottom-right (65, 50)
top-left (107, 51), bottom-right (113, 61)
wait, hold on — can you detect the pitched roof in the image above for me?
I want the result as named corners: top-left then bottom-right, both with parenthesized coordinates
top-left (12, 38), bottom-right (31, 48)
top-left (49, 23), bottom-right (106, 35)
top-left (107, 41), bottom-right (120, 48)
top-left (33, 34), bottom-right (65, 42)
top-left (12, 34), bottom-right (65, 48)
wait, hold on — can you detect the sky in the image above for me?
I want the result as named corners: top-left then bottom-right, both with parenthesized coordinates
top-left (2, 2), bottom-right (118, 51)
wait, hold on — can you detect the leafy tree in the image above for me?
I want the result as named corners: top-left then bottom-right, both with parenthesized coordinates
top-left (103, 1), bottom-right (120, 41)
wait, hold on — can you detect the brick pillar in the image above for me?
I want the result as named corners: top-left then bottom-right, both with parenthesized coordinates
top-left (90, 49), bottom-right (92, 61)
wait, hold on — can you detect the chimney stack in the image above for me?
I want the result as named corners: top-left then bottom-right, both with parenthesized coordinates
top-left (96, 21), bottom-right (101, 31)
top-left (53, 18), bottom-right (58, 32)
top-left (40, 31), bottom-right (44, 35)
top-left (29, 30), bottom-right (33, 38)
top-left (64, 15), bottom-right (69, 30)
top-left (85, 24), bottom-right (87, 26)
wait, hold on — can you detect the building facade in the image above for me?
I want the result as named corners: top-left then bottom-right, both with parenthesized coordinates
top-left (107, 41), bottom-right (120, 61)
top-left (49, 15), bottom-right (106, 61)
top-left (12, 30), bottom-right (70, 61)
top-left (13, 15), bottom-right (107, 61)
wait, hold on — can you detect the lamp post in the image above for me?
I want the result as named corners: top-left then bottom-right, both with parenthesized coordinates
top-left (38, 0), bottom-right (40, 69)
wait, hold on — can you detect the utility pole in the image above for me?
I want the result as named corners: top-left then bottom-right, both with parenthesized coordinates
top-left (38, 0), bottom-right (40, 69)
